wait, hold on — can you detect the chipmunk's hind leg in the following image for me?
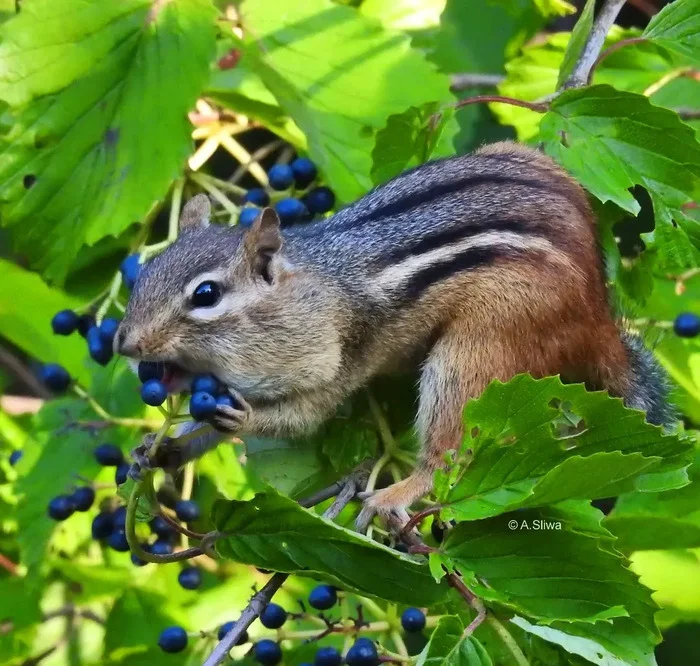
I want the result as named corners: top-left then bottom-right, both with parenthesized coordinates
top-left (356, 320), bottom-right (514, 532)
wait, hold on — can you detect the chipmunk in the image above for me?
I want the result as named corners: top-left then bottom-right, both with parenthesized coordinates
top-left (116, 141), bottom-right (673, 531)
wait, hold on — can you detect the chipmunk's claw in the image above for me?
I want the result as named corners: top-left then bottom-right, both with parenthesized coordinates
top-left (354, 471), bottom-right (432, 534)
top-left (355, 491), bottom-right (411, 534)
top-left (212, 387), bottom-right (252, 433)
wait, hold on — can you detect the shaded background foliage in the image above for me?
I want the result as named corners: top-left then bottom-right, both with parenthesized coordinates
top-left (1, 0), bottom-right (700, 665)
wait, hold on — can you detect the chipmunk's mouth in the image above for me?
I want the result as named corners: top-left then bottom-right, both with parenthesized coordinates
top-left (160, 362), bottom-right (194, 394)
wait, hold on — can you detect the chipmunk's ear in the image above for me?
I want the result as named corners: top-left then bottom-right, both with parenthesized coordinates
top-left (243, 208), bottom-right (283, 282)
top-left (179, 194), bottom-right (211, 232)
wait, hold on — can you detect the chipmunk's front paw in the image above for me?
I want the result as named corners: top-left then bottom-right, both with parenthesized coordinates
top-left (211, 387), bottom-right (252, 433)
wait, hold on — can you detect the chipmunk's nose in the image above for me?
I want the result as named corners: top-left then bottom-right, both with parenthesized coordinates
top-left (115, 325), bottom-right (142, 358)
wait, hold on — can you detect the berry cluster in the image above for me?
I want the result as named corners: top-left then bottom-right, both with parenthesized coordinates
top-left (156, 583), bottom-right (427, 658)
top-left (239, 157), bottom-right (335, 228)
top-left (38, 254), bottom-right (144, 393)
top-left (46, 436), bottom-right (205, 587)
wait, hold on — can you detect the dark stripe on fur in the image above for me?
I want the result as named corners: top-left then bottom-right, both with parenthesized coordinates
top-left (401, 246), bottom-right (504, 300)
top-left (352, 175), bottom-right (555, 225)
top-left (386, 219), bottom-right (530, 264)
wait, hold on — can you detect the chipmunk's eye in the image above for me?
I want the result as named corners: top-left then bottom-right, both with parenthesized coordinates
top-left (191, 281), bottom-right (221, 308)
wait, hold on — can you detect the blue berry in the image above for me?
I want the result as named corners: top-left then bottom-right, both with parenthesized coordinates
top-left (178, 567), bottom-right (202, 590)
top-left (138, 361), bottom-right (165, 382)
top-left (308, 584), bottom-right (337, 610)
top-left (275, 197), bottom-right (308, 226)
top-left (51, 309), bottom-right (79, 335)
top-left (9, 450), bottom-right (22, 466)
top-left (268, 164), bottom-right (294, 191)
top-left (141, 379), bottom-right (167, 406)
top-left (115, 464), bottom-right (129, 486)
top-left (314, 646), bottom-right (342, 666)
top-left (71, 486), bottom-right (95, 511)
top-left (217, 621), bottom-right (249, 643)
top-left (175, 499), bottom-right (200, 522)
top-left (40, 363), bottom-right (71, 393)
top-left (254, 639), bottom-right (282, 666)
top-left (260, 603), bottom-right (287, 629)
top-left (400, 607), bottom-right (426, 633)
top-left (291, 157), bottom-right (317, 188)
top-left (48, 495), bottom-right (75, 521)
top-left (150, 515), bottom-right (175, 538)
top-left (191, 374), bottom-right (219, 394)
top-left (120, 254), bottom-right (142, 290)
top-left (131, 551), bottom-right (148, 567)
top-left (99, 318), bottom-right (121, 346)
top-left (346, 638), bottom-right (378, 666)
top-left (244, 188), bottom-right (270, 207)
top-left (674, 312), bottom-right (700, 338)
top-left (216, 393), bottom-right (237, 409)
top-left (158, 626), bottom-right (188, 653)
top-left (77, 314), bottom-right (95, 338)
top-left (94, 443), bottom-right (124, 466)
top-left (92, 512), bottom-right (114, 540)
top-left (305, 186), bottom-right (335, 214)
top-left (108, 529), bottom-right (130, 552)
top-left (86, 326), bottom-right (113, 365)
top-left (112, 506), bottom-right (127, 530)
top-left (190, 392), bottom-right (217, 421)
top-left (151, 539), bottom-right (173, 556)
top-left (239, 206), bottom-right (261, 228)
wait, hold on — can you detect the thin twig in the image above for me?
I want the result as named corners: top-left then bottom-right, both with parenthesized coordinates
top-left (562, 0), bottom-right (628, 89)
top-left (230, 139), bottom-right (284, 185)
top-left (450, 73), bottom-right (505, 92)
top-left (203, 573), bottom-right (288, 666)
top-left (485, 615), bottom-right (529, 666)
top-left (401, 505), bottom-right (441, 537)
top-left (0, 552), bottom-right (19, 576)
top-left (677, 108), bottom-right (700, 120)
top-left (452, 95), bottom-right (549, 113)
top-left (0, 345), bottom-right (51, 398)
top-left (591, 36), bottom-right (649, 83)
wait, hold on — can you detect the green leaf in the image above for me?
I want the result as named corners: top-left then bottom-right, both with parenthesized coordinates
top-left (359, 0), bottom-right (445, 33)
top-left (206, 45), bottom-right (306, 147)
top-left (0, 0), bottom-right (217, 281)
top-left (556, 0), bottom-right (595, 88)
top-left (245, 435), bottom-right (337, 499)
top-left (531, 0), bottom-right (575, 18)
top-left (212, 487), bottom-right (447, 605)
top-left (416, 616), bottom-right (492, 666)
top-left (0, 259), bottom-right (89, 384)
top-left (604, 452), bottom-right (700, 552)
top-left (371, 104), bottom-right (457, 185)
top-left (511, 615), bottom-right (656, 666)
top-left (539, 85), bottom-right (700, 271)
top-left (643, 0), bottom-right (700, 64)
top-left (437, 374), bottom-right (692, 522)
top-left (239, 0), bottom-right (452, 203)
top-left (442, 503), bottom-right (659, 663)
top-left (105, 588), bottom-right (187, 662)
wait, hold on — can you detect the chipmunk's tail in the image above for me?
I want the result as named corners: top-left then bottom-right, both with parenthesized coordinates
top-left (620, 332), bottom-right (676, 427)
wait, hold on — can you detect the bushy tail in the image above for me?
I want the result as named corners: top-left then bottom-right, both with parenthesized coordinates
top-left (621, 332), bottom-right (676, 427)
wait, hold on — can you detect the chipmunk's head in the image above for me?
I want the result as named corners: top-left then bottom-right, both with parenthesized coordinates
top-left (116, 195), bottom-right (342, 399)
